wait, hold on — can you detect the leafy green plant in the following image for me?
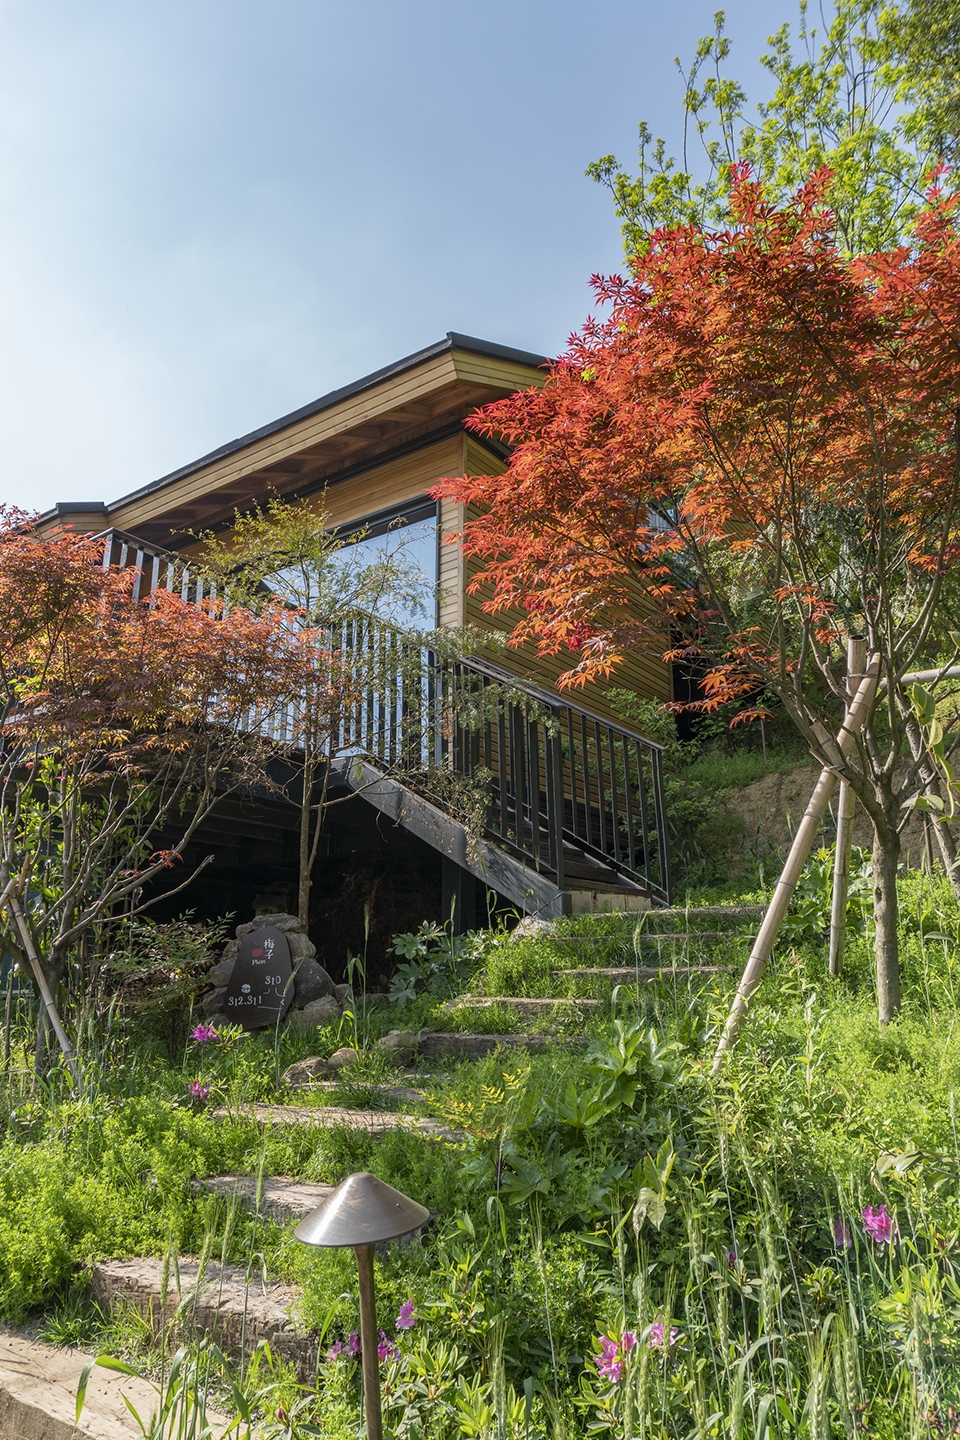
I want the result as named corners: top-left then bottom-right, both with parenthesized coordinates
top-left (388, 921), bottom-right (485, 1003)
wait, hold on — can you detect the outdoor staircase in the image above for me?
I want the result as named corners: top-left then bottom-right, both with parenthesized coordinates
top-left (99, 528), bottom-right (671, 919)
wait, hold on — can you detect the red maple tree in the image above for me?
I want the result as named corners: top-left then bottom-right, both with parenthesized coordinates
top-left (435, 167), bottom-right (960, 1020)
top-left (0, 513), bottom-right (304, 1064)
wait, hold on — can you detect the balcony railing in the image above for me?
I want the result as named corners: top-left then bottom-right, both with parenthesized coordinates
top-left (97, 529), bottom-right (671, 904)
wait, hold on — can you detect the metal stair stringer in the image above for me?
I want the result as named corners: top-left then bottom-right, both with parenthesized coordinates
top-left (330, 758), bottom-right (569, 919)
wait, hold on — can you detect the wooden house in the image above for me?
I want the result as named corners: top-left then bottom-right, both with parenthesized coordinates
top-left (39, 334), bottom-right (673, 970)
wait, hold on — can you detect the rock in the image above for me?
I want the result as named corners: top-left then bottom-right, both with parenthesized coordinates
top-left (287, 932), bottom-right (317, 961)
top-left (378, 1029), bottom-right (418, 1063)
top-left (292, 957), bottom-right (337, 1006)
top-left (327, 1046), bottom-right (358, 1070)
top-left (282, 1056), bottom-right (330, 1086)
top-left (201, 986), bottom-right (227, 1016)
top-left (207, 957), bottom-right (235, 988)
top-left (334, 983), bottom-right (354, 1008)
top-left (507, 916), bottom-right (556, 943)
top-left (287, 996), bottom-right (342, 1031)
top-left (206, 1012), bottom-right (230, 1029)
top-left (236, 913), bottom-right (302, 939)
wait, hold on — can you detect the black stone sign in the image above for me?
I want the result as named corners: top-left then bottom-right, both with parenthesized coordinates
top-left (223, 925), bottom-right (294, 1030)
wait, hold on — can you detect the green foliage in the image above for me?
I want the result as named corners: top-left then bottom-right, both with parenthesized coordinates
top-left (589, 0), bottom-right (960, 259)
top-left (387, 921), bottom-right (487, 1003)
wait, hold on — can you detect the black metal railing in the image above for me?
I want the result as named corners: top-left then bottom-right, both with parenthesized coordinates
top-left (97, 530), bottom-right (671, 904)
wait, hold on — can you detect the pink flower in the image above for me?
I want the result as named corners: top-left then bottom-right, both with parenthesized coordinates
top-left (395, 1298), bottom-right (417, 1330)
top-left (861, 1205), bottom-right (897, 1245)
top-left (592, 1331), bottom-right (636, 1384)
top-left (190, 1024), bottom-right (219, 1044)
top-left (833, 1218), bottom-right (853, 1250)
top-left (326, 1331), bottom-right (361, 1362)
top-left (648, 1319), bottom-right (679, 1349)
top-left (377, 1330), bottom-right (400, 1363)
top-left (188, 1081), bottom-right (210, 1101)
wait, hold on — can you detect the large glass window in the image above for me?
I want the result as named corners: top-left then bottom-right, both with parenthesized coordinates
top-left (336, 499), bottom-right (438, 631)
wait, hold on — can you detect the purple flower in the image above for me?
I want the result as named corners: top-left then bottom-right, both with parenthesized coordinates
top-left (377, 1330), bottom-right (400, 1363)
top-left (648, 1319), bottom-right (679, 1349)
top-left (326, 1331), bottom-right (361, 1362)
top-left (834, 1218), bottom-right (853, 1250)
top-left (395, 1298), bottom-right (417, 1331)
top-left (861, 1205), bottom-right (897, 1245)
top-left (190, 1024), bottom-right (219, 1044)
top-left (724, 1249), bottom-right (738, 1265)
top-left (188, 1081), bottom-right (210, 1101)
top-left (592, 1331), bottom-right (636, 1384)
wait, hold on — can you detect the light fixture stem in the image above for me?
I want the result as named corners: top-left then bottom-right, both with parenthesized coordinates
top-left (355, 1242), bottom-right (382, 1440)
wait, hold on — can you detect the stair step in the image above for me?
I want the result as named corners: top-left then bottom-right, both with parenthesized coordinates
top-left (569, 889), bottom-right (651, 914)
top-left (0, 1326), bottom-right (229, 1440)
top-left (553, 965), bottom-right (735, 982)
top-left (90, 1258), bottom-right (315, 1379)
top-left (646, 905), bottom-right (766, 920)
top-left (449, 994), bottom-right (601, 1016)
top-left (550, 931), bottom-right (743, 944)
top-left (419, 1031), bottom-right (584, 1058)
top-left (212, 1102), bottom-right (463, 1141)
top-left (194, 1174), bottom-right (335, 1223)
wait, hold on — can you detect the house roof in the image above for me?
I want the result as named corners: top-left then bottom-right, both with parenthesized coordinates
top-left (40, 332), bottom-right (548, 545)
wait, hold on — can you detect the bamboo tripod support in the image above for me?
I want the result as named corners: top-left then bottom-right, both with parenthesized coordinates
top-left (828, 638), bottom-right (867, 978)
top-left (712, 653), bottom-right (880, 1071)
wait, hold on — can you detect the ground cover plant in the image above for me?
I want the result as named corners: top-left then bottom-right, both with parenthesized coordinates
top-left (0, 860), bottom-right (957, 1436)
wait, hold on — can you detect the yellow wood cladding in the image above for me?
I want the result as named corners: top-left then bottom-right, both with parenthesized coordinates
top-left (107, 348), bottom-right (543, 538)
top-left (458, 438), bottom-right (672, 723)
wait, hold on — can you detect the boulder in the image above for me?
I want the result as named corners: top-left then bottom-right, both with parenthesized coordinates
top-left (334, 983), bottom-right (355, 1009)
top-left (378, 1029), bottom-right (419, 1064)
top-left (287, 933), bottom-right (317, 961)
top-left (201, 986), bottom-right (228, 1016)
top-left (206, 1012), bottom-right (231, 1029)
top-left (507, 916), bottom-right (556, 944)
top-left (236, 914), bottom-right (302, 939)
top-left (292, 957), bottom-right (337, 1006)
top-left (282, 1056), bottom-right (330, 1087)
top-left (287, 996), bottom-right (342, 1031)
top-left (327, 1046), bottom-right (359, 1070)
top-left (207, 957), bottom-right (235, 988)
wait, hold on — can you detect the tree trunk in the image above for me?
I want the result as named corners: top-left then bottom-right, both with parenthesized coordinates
top-left (903, 712), bottom-right (960, 900)
top-left (872, 823), bottom-right (902, 1024)
top-left (298, 754), bottom-right (316, 932)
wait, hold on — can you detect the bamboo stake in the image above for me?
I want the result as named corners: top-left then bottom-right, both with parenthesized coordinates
top-left (713, 655), bottom-right (880, 1070)
top-left (828, 637), bottom-right (867, 978)
top-left (7, 894), bottom-right (81, 1089)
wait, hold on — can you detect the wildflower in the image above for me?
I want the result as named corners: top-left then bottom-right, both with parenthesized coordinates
top-left (861, 1205), bottom-right (897, 1245)
top-left (648, 1319), bottom-right (679, 1349)
top-left (724, 1249), bottom-right (737, 1265)
top-left (190, 1024), bottom-right (219, 1044)
top-left (395, 1298), bottom-right (417, 1330)
top-left (188, 1081), bottom-right (210, 1101)
top-left (592, 1331), bottom-right (635, 1384)
top-left (326, 1331), bottom-right (361, 1362)
top-left (833, 1218), bottom-right (853, 1250)
top-left (377, 1330), bottom-right (400, 1363)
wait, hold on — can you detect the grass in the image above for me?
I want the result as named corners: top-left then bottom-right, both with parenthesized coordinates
top-left (2, 862), bottom-right (960, 1435)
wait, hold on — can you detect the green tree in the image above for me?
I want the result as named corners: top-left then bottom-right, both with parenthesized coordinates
top-left (588, 0), bottom-right (960, 258)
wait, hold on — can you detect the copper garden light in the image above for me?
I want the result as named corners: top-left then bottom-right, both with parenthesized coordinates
top-left (294, 1171), bottom-right (429, 1440)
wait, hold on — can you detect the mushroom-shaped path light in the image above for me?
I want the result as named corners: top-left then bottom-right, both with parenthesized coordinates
top-left (295, 1172), bottom-right (429, 1440)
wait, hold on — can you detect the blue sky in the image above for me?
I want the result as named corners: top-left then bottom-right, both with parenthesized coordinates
top-left (0, 1), bottom-right (785, 513)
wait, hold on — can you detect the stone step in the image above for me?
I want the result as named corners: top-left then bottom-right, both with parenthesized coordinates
top-left (568, 890), bottom-right (651, 915)
top-left (644, 904), bottom-right (766, 921)
top-left (418, 1031), bottom-right (584, 1059)
top-left (195, 1176), bottom-right (433, 1252)
top-left (0, 1324), bottom-right (231, 1439)
top-left (213, 1102), bottom-right (464, 1141)
top-left (550, 931), bottom-right (741, 944)
top-left (449, 995), bottom-right (601, 1016)
top-left (194, 1174), bottom-right (335, 1223)
top-left (90, 1257), bottom-right (316, 1379)
top-left (553, 965), bottom-right (735, 982)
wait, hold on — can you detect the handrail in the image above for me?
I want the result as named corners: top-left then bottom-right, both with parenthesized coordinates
top-left (95, 529), bottom-right (671, 905)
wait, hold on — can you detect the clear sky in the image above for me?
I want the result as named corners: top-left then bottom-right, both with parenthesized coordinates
top-left (0, 0), bottom-right (785, 514)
